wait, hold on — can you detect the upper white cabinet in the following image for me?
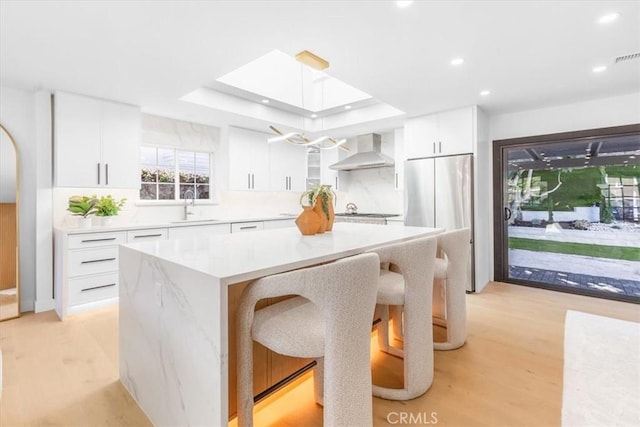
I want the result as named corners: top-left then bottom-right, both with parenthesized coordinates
top-left (229, 126), bottom-right (308, 192)
top-left (404, 107), bottom-right (474, 159)
top-left (55, 92), bottom-right (140, 188)
top-left (228, 127), bottom-right (270, 191)
top-left (320, 147), bottom-right (340, 190)
top-left (269, 138), bottom-right (306, 191)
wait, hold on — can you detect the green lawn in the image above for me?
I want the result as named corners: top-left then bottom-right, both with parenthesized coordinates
top-left (509, 237), bottom-right (640, 261)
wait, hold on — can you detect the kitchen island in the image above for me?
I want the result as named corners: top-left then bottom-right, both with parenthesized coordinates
top-left (119, 223), bottom-right (442, 426)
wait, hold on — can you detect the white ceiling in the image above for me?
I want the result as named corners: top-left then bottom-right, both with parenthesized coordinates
top-left (1, 1), bottom-right (639, 138)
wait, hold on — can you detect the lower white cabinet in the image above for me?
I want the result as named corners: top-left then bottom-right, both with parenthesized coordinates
top-left (231, 221), bottom-right (264, 233)
top-left (263, 218), bottom-right (296, 229)
top-left (55, 230), bottom-right (128, 319)
top-left (55, 218), bottom-right (293, 320)
top-left (127, 228), bottom-right (168, 242)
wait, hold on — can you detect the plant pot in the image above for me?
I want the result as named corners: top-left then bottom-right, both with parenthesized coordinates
top-left (77, 217), bottom-right (92, 229)
top-left (326, 194), bottom-right (335, 231)
top-left (100, 216), bottom-right (114, 227)
top-left (295, 206), bottom-right (321, 236)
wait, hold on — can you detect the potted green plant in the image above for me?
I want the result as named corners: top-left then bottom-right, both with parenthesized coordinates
top-left (94, 195), bottom-right (126, 226)
top-left (300, 185), bottom-right (336, 232)
top-left (67, 195), bottom-right (98, 229)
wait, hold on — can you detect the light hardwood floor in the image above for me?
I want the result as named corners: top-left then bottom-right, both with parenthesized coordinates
top-left (1, 282), bottom-right (638, 427)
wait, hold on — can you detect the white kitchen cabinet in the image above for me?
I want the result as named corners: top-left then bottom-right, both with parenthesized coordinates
top-left (55, 230), bottom-right (127, 319)
top-left (126, 228), bottom-right (168, 242)
top-left (269, 139), bottom-right (306, 191)
top-left (263, 218), bottom-right (296, 229)
top-left (55, 91), bottom-right (140, 188)
top-left (404, 107), bottom-right (473, 159)
top-left (320, 147), bottom-right (340, 190)
top-left (231, 221), bottom-right (264, 233)
top-left (168, 223), bottom-right (230, 239)
top-left (228, 126), bottom-right (270, 191)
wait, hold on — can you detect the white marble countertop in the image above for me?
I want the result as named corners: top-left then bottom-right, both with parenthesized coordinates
top-left (55, 214), bottom-right (298, 235)
top-left (123, 223), bottom-right (443, 284)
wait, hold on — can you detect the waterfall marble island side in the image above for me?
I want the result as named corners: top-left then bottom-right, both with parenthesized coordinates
top-left (119, 223), bottom-right (442, 426)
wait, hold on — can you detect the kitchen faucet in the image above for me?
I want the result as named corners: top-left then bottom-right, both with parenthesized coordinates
top-left (183, 189), bottom-right (196, 220)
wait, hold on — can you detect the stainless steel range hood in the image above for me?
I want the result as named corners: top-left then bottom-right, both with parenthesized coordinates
top-left (329, 133), bottom-right (394, 171)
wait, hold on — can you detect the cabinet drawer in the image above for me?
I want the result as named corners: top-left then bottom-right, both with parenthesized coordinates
top-left (231, 221), bottom-right (264, 233)
top-left (68, 273), bottom-right (119, 306)
top-left (68, 231), bottom-right (126, 249)
top-left (69, 246), bottom-right (119, 277)
top-left (127, 228), bottom-right (168, 242)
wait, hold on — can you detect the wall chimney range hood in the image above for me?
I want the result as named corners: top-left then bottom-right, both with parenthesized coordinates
top-left (329, 133), bottom-right (394, 170)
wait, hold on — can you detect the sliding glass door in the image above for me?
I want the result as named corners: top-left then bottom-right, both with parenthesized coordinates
top-left (493, 125), bottom-right (640, 303)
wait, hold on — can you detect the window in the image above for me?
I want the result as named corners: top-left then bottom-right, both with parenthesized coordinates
top-left (140, 147), bottom-right (212, 201)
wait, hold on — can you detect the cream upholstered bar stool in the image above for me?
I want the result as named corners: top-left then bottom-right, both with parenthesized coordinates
top-left (378, 229), bottom-right (471, 351)
top-left (236, 253), bottom-right (380, 427)
top-left (368, 236), bottom-right (438, 400)
top-left (432, 228), bottom-right (471, 350)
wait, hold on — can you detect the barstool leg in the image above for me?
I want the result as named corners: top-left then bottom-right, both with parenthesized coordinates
top-left (313, 357), bottom-right (324, 406)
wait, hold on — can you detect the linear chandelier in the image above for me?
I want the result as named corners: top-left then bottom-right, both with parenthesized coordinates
top-left (267, 51), bottom-right (350, 152)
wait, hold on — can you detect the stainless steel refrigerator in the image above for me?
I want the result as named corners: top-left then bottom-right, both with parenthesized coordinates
top-left (404, 154), bottom-right (475, 292)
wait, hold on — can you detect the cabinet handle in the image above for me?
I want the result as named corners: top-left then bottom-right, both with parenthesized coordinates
top-left (439, 141), bottom-right (442, 153)
top-left (433, 142), bottom-right (436, 153)
top-left (251, 174), bottom-right (255, 189)
top-left (97, 163), bottom-right (101, 184)
top-left (285, 176), bottom-right (288, 190)
top-left (335, 176), bottom-right (338, 190)
top-left (133, 233), bottom-right (163, 238)
top-left (239, 225), bottom-right (257, 230)
top-left (81, 257), bottom-right (116, 264)
top-left (247, 174), bottom-right (251, 189)
top-left (395, 173), bottom-right (398, 189)
top-left (105, 163), bottom-right (109, 185)
top-left (81, 237), bottom-right (116, 243)
top-left (81, 283), bottom-right (116, 292)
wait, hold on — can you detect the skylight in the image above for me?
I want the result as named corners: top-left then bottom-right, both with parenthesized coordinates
top-left (213, 49), bottom-right (372, 114)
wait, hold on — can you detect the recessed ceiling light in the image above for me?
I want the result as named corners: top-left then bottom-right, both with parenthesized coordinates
top-left (480, 90), bottom-right (491, 96)
top-left (451, 58), bottom-right (464, 66)
top-left (344, 105), bottom-right (352, 110)
top-left (311, 114), bottom-right (318, 118)
top-left (592, 65), bottom-right (607, 73)
top-left (262, 99), bottom-right (269, 104)
top-left (598, 13), bottom-right (619, 24)
top-left (396, 1), bottom-right (414, 8)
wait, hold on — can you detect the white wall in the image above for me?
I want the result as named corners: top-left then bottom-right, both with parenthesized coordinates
top-left (484, 91), bottom-right (640, 282)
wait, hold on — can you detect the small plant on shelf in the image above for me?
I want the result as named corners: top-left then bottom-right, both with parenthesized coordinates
top-left (67, 195), bottom-right (98, 218)
top-left (94, 195), bottom-right (127, 217)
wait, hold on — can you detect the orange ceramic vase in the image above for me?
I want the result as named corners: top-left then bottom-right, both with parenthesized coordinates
top-left (295, 206), bottom-right (321, 235)
top-left (326, 194), bottom-right (335, 231)
top-left (313, 198), bottom-right (328, 233)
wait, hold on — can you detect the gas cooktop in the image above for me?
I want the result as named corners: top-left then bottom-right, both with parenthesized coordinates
top-left (334, 213), bottom-right (401, 218)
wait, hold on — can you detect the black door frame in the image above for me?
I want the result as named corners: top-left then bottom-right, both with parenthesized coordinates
top-left (492, 123), bottom-right (640, 303)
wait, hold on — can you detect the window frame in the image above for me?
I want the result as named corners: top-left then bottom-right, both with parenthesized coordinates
top-left (137, 145), bottom-right (216, 205)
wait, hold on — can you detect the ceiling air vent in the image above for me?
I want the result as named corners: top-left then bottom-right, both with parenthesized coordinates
top-left (614, 52), bottom-right (640, 64)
